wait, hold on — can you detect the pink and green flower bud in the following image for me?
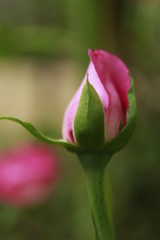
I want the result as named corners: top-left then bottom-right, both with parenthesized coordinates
top-left (0, 49), bottom-right (136, 154)
top-left (62, 49), bottom-right (136, 152)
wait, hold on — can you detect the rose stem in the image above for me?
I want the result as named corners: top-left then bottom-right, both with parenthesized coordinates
top-left (78, 153), bottom-right (114, 240)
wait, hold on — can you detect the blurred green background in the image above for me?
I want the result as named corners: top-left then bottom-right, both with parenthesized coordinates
top-left (0, 0), bottom-right (160, 239)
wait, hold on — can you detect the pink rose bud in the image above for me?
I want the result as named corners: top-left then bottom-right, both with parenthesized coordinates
top-left (0, 143), bottom-right (59, 207)
top-left (63, 49), bottom-right (136, 151)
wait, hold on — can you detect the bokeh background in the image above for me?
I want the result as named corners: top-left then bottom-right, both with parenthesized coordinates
top-left (0, 0), bottom-right (160, 239)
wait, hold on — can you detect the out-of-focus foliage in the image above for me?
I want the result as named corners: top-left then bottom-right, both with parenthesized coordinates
top-left (0, 0), bottom-right (67, 56)
top-left (119, 0), bottom-right (160, 73)
top-left (0, 0), bottom-right (159, 240)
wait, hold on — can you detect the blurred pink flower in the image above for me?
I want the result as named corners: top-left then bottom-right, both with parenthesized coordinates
top-left (63, 49), bottom-right (130, 143)
top-left (0, 143), bottom-right (59, 207)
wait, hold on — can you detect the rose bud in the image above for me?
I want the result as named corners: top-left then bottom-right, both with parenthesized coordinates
top-left (62, 49), bottom-right (136, 152)
top-left (0, 143), bottom-right (59, 207)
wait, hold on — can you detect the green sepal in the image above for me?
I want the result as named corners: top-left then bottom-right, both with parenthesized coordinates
top-left (104, 76), bottom-right (136, 153)
top-left (74, 78), bottom-right (105, 151)
top-left (0, 117), bottom-right (78, 152)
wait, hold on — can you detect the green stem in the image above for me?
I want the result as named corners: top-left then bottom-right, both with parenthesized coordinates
top-left (78, 153), bottom-right (114, 240)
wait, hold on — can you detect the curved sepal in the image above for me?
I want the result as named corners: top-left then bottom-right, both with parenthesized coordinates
top-left (104, 76), bottom-right (136, 153)
top-left (74, 78), bottom-right (105, 151)
top-left (0, 117), bottom-right (78, 152)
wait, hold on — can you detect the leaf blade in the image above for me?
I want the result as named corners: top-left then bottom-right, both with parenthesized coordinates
top-left (0, 116), bottom-right (78, 151)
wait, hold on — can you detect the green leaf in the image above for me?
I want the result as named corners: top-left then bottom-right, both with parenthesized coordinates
top-left (74, 78), bottom-right (105, 151)
top-left (0, 117), bottom-right (78, 152)
top-left (104, 76), bottom-right (137, 153)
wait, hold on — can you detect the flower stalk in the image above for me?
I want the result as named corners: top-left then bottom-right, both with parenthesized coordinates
top-left (78, 153), bottom-right (114, 240)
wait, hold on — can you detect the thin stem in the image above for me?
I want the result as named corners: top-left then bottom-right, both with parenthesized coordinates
top-left (78, 153), bottom-right (114, 240)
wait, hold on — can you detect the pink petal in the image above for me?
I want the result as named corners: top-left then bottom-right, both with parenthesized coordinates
top-left (88, 49), bottom-right (130, 140)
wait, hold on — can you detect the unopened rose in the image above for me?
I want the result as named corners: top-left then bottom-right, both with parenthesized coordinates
top-left (62, 49), bottom-right (131, 150)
